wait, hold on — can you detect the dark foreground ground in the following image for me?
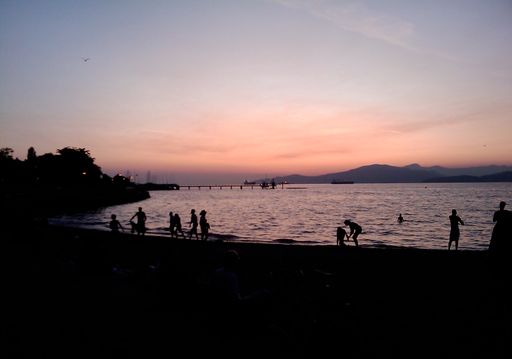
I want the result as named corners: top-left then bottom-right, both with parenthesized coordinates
top-left (5, 225), bottom-right (511, 358)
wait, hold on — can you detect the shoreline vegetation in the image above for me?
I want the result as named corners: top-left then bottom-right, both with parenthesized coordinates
top-left (6, 224), bottom-right (510, 358)
top-left (1, 146), bottom-right (150, 223)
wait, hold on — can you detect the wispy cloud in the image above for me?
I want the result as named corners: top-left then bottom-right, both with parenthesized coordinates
top-left (271, 0), bottom-right (415, 48)
top-left (381, 100), bottom-right (512, 135)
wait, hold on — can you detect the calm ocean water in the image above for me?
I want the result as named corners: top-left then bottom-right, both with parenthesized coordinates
top-left (49, 183), bottom-right (512, 250)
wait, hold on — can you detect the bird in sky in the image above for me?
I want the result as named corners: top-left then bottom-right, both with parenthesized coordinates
top-left (82, 57), bottom-right (90, 62)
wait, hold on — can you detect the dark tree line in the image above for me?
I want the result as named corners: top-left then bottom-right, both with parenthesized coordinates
top-left (0, 146), bottom-right (127, 187)
top-left (1, 146), bottom-right (147, 220)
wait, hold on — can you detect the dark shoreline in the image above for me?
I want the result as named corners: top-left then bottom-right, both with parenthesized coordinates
top-left (6, 225), bottom-right (510, 358)
top-left (42, 223), bottom-right (493, 251)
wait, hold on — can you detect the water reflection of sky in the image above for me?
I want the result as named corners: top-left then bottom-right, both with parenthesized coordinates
top-left (49, 183), bottom-right (512, 250)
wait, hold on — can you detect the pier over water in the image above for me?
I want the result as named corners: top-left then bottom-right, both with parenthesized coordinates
top-left (182, 183), bottom-right (286, 190)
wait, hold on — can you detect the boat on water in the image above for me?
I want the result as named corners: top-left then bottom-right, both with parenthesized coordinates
top-left (260, 179), bottom-right (277, 189)
top-left (331, 179), bottom-right (354, 184)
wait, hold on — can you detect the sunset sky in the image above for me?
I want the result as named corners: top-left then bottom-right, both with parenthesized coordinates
top-left (1, 0), bottom-right (511, 183)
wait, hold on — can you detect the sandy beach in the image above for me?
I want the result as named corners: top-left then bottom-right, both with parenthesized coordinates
top-left (5, 225), bottom-right (510, 358)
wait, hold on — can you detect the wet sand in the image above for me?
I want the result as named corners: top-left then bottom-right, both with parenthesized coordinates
top-left (5, 225), bottom-right (510, 358)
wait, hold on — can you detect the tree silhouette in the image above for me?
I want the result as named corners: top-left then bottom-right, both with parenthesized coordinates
top-left (1, 146), bottom-right (103, 185)
top-left (1, 145), bottom-right (150, 218)
top-left (55, 147), bottom-right (102, 184)
top-left (0, 147), bottom-right (21, 183)
top-left (27, 147), bottom-right (37, 162)
top-left (0, 147), bottom-right (14, 161)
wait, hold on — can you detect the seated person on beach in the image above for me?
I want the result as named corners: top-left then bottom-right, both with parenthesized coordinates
top-left (209, 250), bottom-right (270, 306)
top-left (210, 250), bottom-right (242, 304)
top-left (336, 226), bottom-right (348, 246)
top-left (205, 250), bottom-right (272, 336)
top-left (344, 220), bottom-right (362, 247)
top-left (109, 214), bottom-right (124, 233)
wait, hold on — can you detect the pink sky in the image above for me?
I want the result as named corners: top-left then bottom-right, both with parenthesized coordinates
top-left (1, 1), bottom-right (511, 183)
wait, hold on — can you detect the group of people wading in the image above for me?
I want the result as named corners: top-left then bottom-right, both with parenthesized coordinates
top-left (111, 201), bottom-right (510, 251)
top-left (171, 208), bottom-right (210, 241)
top-left (109, 206), bottom-right (210, 241)
top-left (335, 201), bottom-right (511, 252)
top-left (442, 202), bottom-right (510, 252)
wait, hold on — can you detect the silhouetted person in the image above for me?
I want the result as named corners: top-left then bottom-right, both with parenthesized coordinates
top-left (130, 207), bottom-right (146, 236)
top-left (189, 209), bottom-right (198, 240)
top-left (199, 210), bottom-right (210, 241)
top-left (173, 213), bottom-right (186, 238)
top-left (109, 214), bottom-right (124, 233)
top-left (448, 209), bottom-right (464, 250)
top-left (129, 220), bottom-right (137, 234)
top-left (208, 249), bottom-right (270, 310)
top-left (169, 211), bottom-right (176, 238)
top-left (337, 226), bottom-right (348, 246)
top-left (397, 213), bottom-right (404, 224)
top-left (210, 250), bottom-right (242, 304)
top-left (489, 201), bottom-right (511, 253)
top-left (344, 220), bottom-right (361, 247)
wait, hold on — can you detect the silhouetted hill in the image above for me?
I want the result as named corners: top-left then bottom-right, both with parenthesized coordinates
top-left (482, 171), bottom-right (512, 181)
top-left (324, 164), bottom-right (441, 183)
top-left (260, 164), bottom-right (512, 184)
top-left (404, 164), bottom-right (512, 177)
top-left (424, 171), bottom-right (512, 183)
top-left (269, 164), bottom-right (442, 184)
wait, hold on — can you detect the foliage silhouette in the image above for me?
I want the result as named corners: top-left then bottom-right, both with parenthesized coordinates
top-left (0, 146), bottom-right (149, 221)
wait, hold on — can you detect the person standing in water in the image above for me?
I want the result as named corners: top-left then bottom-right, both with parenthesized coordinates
top-left (169, 211), bottom-right (176, 238)
top-left (199, 210), bottom-right (210, 241)
top-left (174, 213), bottom-right (186, 239)
top-left (344, 220), bottom-right (362, 247)
top-left (130, 207), bottom-right (147, 236)
top-left (489, 201), bottom-right (511, 252)
top-left (397, 213), bottom-right (404, 224)
top-left (448, 209), bottom-right (464, 251)
top-left (189, 209), bottom-right (199, 240)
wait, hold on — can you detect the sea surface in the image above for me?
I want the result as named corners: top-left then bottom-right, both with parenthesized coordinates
top-left (49, 183), bottom-right (512, 250)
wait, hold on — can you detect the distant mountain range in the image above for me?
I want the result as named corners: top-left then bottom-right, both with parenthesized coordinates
top-left (423, 171), bottom-right (512, 183)
top-left (258, 164), bottom-right (512, 184)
